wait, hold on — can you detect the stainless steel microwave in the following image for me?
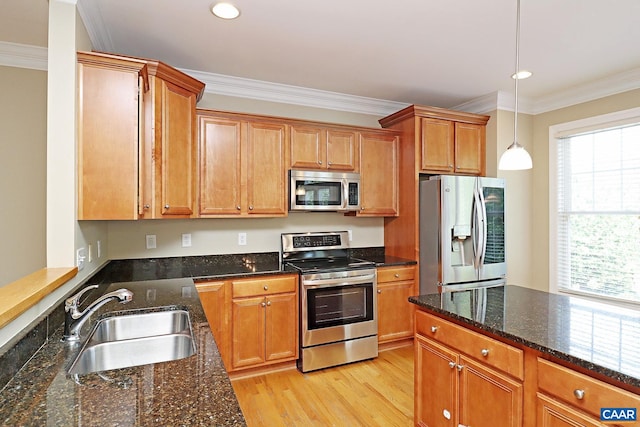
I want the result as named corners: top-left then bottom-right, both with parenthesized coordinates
top-left (289, 170), bottom-right (361, 212)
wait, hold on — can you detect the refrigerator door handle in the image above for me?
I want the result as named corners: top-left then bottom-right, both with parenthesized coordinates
top-left (472, 188), bottom-right (484, 269)
top-left (478, 185), bottom-right (488, 267)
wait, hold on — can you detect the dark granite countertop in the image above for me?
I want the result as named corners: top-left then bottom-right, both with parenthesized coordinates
top-left (409, 285), bottom-right (640, 390)
top-left (0, 278), bottom-right (246, 426)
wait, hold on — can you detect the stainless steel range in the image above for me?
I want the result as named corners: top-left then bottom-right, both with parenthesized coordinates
top-left (281, 231), bottom-right (378, 372)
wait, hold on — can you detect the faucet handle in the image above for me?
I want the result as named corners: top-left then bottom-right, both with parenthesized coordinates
top-left (65, 284), bottom-right (99, 316)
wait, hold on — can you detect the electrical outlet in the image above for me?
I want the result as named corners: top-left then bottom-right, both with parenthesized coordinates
top-left (76, 248), bottom-right (86, 271)
top-left (146, 234), bottom-right (157, 249)
top-left (182, 233), bottom-right (192, 247)
top-left (97, 240), bottom-right (102, 258)
top-left (238, 232), bottom-right (247, 246)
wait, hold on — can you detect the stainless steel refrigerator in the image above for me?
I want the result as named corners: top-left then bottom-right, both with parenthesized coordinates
top-left (420, 175), bottom-right (506, 294)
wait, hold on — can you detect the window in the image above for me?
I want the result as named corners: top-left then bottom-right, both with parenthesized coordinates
top-left (550, 108), bottom-right (640, 306)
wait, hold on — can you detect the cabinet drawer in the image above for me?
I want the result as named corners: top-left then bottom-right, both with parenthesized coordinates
top-left (232, 275), bottom-right (297, 298)
top-left (377, 266), bottom-right (415, 283)
top-left (416, 310), bottom-right (523, 380)
top-left (537, 358), bottom-right (640, 419)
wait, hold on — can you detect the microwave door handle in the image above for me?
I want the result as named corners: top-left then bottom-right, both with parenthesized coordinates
top-left (342, 179), bottom-right (349, 210)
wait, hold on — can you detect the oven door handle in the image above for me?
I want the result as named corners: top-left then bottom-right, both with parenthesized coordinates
top-left (302, 273), bottom-right (376, 288)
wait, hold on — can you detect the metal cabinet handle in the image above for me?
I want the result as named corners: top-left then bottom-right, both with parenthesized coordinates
top-left (236, 205), bottom-right (241, 210)
top-left (266, 300), bottom-right (271, 306)
top-left (448, 361), bottom-right (456, 369)
top-left (481, 349), bottom-right (489, 357)
top-left (318, 160), bottom-right (322, 165)
top-left (457, 364), bottom-right (464, 372)
top-left (249, 205), bottom-right (254, 210)
top-left (164, 204), bottom-right (170, 209)
top-left (377, 289), bottom-right (381, 294)
top-left (394, 273), bottom-right (400, 278)
top-left (328, 161), bottom-right (332, 165)
top-left (573, 389), bottom-right (585, 400)
top-left (449, 164), bottom-right (453, 168)
top-left (143, 204), bottom-right (150, 209)
top-left (431, 326), bottom-right (438, 333)
top-left (261, 302), bottom-right (266, 307)
top-left (263, 285), bottom-right (268, 291)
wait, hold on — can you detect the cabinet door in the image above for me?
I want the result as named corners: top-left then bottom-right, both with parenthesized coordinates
top-left (415, 335), bottom-right (458, 427)
top-left (458, 355), bottom-right (523, 427)
top-left (377, 280), bottom-right (415, 343)
top-left (290, 125), bottom-right (324, 169)
top-left (246, 121), bottom-right (288, 215)
top-left (421, 118), bottom-right (455, 173)
top-left (536, 393), bottom-right (602, 427)
top-left (195, 280), bottom-right (231, 368)
top-left (265, 292), bottom-right (298, 362)
top-left (454, 122), bottom-right (484, 175)
top-left (198, 116), bottom-right (242, 215)
top-left (158, 79), bottom-right (197, 217)
top-left (77, 60), bottom-right (142, 220)
top-left (231, 296), bottom-right (266, 368)
top-left (359, 132), bottom-right (399, 216)
top-left (326, 129), bottom-right (358, 171)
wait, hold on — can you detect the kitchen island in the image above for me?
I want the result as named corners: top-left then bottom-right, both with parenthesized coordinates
top-left (410, 285), bottom-right (640, 427)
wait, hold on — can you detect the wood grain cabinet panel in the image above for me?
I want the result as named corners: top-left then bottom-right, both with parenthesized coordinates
top-left (377, 266), bottom-right (416, 344)
top-left (290, 125), bottom-right (358, 171)
top-left (358, 131), bottom-right (399, 217)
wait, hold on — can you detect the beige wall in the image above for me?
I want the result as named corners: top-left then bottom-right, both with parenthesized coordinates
top-left (531, 88), bottom-right (640, 292)
top-left (0, 66), bottom-right (47, 285)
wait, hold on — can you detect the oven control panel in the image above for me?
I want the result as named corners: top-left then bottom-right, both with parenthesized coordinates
top-left (293, 234), bottom-right (341, 248)
top-left (282, 231), bottom-right (350, 253)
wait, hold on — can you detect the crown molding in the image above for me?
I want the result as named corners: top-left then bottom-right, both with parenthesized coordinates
top-left (531, 67), bottom-right (640, 114)
top-left (0, 41), bottom-right (47, 71)
top-left (77, 0), bottom-right (114, 52)
top-left (181, 68), bottom-right (410, 116)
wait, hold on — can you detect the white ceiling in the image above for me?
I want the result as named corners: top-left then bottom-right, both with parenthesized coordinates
top-left (4, 0), bottom-right (640, 114)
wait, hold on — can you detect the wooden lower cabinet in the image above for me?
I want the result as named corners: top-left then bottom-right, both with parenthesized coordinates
top-left (536, 393), bottom-right (603, 427)
top-left (377, 265), bottom-right (415, 344)
top-left (197, 274), bottom-right (299, 373)
top-left (415, 335), bottom-right (522, 427)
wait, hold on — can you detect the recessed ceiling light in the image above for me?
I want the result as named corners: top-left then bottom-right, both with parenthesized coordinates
top-left (511, 70), bottom-right (532, 80)
top-left (211, 2), bottom-right (240, 19)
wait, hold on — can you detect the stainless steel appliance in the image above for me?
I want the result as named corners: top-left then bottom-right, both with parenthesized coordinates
top-left (420, 175), bottom-right (506, 293)
top-left (281, 231), bottom-right (378, 372)
top-left (289, 170), bottom-right (360, 212)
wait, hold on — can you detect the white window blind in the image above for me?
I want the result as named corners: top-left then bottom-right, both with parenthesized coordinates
top-left (556, 123), bottom-right (640, 305)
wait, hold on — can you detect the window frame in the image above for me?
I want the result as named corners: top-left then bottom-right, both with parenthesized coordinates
top-left (549, 106), bottom-right (640, 308)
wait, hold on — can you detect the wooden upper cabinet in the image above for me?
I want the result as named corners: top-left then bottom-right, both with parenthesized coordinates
top-left (454, 122), bottom-right (485, 175)
top-left (290, 124), bottom-right (358, 171)
top-left (77, 51), bottom-right (204, 220)
top-left (77, 52), bottom-right (148, 220)
top-left (420, 117), bottom-right (455, 173)
top-left (197, 110), bottom-right (289, 217)
top-left (358, 131), bottom-right (399, 217)
top-left (246, 121), bottom-right (288, 215)
top-left (142, 60), bottom-right (204, 219)
top-left (198, 116), bottom-right (242, 215)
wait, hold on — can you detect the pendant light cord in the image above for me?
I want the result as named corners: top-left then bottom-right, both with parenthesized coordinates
top-left (513, 0), bottom-right (520, 145)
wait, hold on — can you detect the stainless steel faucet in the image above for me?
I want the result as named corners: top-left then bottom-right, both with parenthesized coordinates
top-left (63, 285), bottom-right (134, 342)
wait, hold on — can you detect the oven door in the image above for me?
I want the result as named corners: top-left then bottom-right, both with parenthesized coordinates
top-left (300, 269), bottom-right (377, 348)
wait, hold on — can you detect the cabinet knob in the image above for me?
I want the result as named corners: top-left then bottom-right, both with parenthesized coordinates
top-left (328, 161), bottom-right (332, 166)
top-left (318, 160), bottom-right (322, 165)
top-left (266, 300), bottom-right (271, 306)
top-left (261, 302), bottom-right (266, 307)
top-left (431, 326), bottom-right (438, 333)
top-left (448, 164), bottom-right (453, 168)
top-left (448, 361), bottom-right (456, 369)
top-left (573, 389), bottom-right (585, 400)
top-left (249, 205), bottom-right (254, 210)
top-left (457, 364), bottom-right (464, 372)
top-left (481, 348), bottom-right (490, 357)
top-left (394, 273), bottom-right (400, 278)
top-left (164, 204), bottom-right (170, 209)
top-left (143, 204), bottom-right (150, 209)
top-left (361, 206), bottom-right (365, 211)
top-left (236, 205), bottom-right (241, 210)
top-left (264, 285), bottom-right (268, 291)
top-left (377, 289), bottom-right (381, 294)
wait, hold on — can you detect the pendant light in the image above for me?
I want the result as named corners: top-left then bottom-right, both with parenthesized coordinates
top-left (498, 0), bottom-right (533, 170)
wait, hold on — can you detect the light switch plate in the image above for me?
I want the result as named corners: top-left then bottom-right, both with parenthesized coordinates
top-left (146, 234), bottom-right (157, 249)
top-left (76, 248), bottom-right (86, 271)
top-left (182, 233), bottom-right (192, 247)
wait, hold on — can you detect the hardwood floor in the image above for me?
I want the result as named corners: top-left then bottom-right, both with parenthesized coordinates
top-left (231, 345), bottom-right (414, 427)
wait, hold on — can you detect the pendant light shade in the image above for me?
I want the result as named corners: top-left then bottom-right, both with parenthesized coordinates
top-left (499, 0), bottom-right (533, 171)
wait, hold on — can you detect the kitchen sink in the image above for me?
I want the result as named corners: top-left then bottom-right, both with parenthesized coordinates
top-left (67, 308), bottom-right (196, 375)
